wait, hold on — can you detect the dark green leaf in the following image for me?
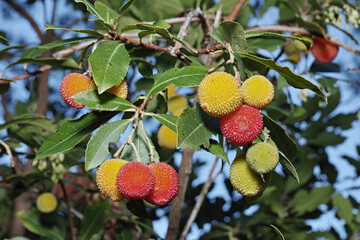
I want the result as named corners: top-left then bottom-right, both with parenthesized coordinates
top-left (16, 210), bottom-right (65, 240)
top-left (147, 66), bottom-right (207, 97)
top-left (270, 225), bottom-right (285, 240)
top-left (35, 112), bottom-right (116, 160)
top-left (332, 194), bottom-right (353, 223)
top-left (73, 90), bottom-right (135, 111)
top-left (262, 114), bottom-right (297, 160)
top-left (0, 113), bottom-right (56, 132)
top-left (203, 139), bottom-right (229, 164)
top-left (37, 37), bottom-right (97, 50)
top-left (85, 119), bottom-right (132, 171)
top-left (310, 62), bottom-right (340, 73)
top-left (44, 24), bottom-right (104, 37)
top-left (126, 200), bottom-right (149, 218)
top-left (121, 23), bottom-right (173, 40)
top-left (0, 45), bottom-right (24, 55)
top-left (326, 113), bottom-right (358, 130)
top-left (89, 42), bottom-right (130, 93)
top-left (307, 131), bottom-right (345, 147)
top-left (8, 57), bottom-right (79, 69)
top-left (148, 113), bottom-right (178, 133)
top-left (177, 104), bottom-right (214, 150)
top-left (0, 35), bottom-right (9, 45)
top-left (239, 53), bottom-right (327, 102)
top-left (80, 200), bottom-right (109, 240)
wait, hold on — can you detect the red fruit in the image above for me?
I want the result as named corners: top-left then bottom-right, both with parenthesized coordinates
top-left (60, 73), bottom-right (95, 109)
top-left (116, 161), bottom-right (155, 200)
top-left (220, 105), bottom-right (263, 146)
top-left (311, 36), bottom-right (339, 64)
top-left (145, 162), bottom-right (180, 206)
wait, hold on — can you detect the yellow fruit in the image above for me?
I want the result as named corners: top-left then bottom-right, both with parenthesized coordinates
top-left (166, 84), bottom-right (176, 98)
top-left (36, 192), bottom-right (58, 213)
top-left (241, 75), bottom-right (274, 109)
top-left (198, 72), bottom-right (242, 118)
top-left (96, 158), bottom-right (127, 201)
top-left (106, 80), bottom-right (128, 99)
top-left (157, 125), bottom-right (177, 150)
top-left (168, 94), bottom-right (187, 114)
top-left (229, 155), bottom-right (270, 197)
top-left (246, 142), bottom-right (279, 174)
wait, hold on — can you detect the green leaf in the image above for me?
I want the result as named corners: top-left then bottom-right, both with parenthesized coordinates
top-left (239, 53), bottom-right (327, 102)
top-left (307, 131), bottom-right (346, 147)
top-left (16, 210), bottom-right (65, 240)
top-left (35, 112), bottom-right (116, 160)
top-left (0, 113), bottom-right (56, 132)
top-left (326, 113), bottom-right (358, 130)
top-left (289, 186), bottom-right (334, 216)
top-left (262, 114), bottom-right (297, 160)
top-left (217, 21), bottom-right (247, 53)
top-left (80, 200), bottom-right (109, 240)
top-left (73, 90), bottom-right (135, 111)
top-left (74, 0), bottom-right (104, 21)
top-left (203, 139), bottom-right (229, 164)
top-left (245, 31), bottom-right (312, 49)
top-left (89, 42), bottom-right (130, 93)
top-left (147, 66), bottom-right (207, 97)
top-left (121, 23), bottom-right (173, 40)
top-left (148, 113), bottom-right (178, 133)
top-left (177, 104), bottom-right (214, 150)
top-left (270, 225), bottom-right (285, 240)
top-left (310, 62), bottom-right (340, 73)
top-left (44, 24), bottom-right (104, 37)
top-left (94, 2), bottom-right (119, 24)
top-left (126, 200), bottom-right (149, 218)
top-left (85, 119), bottom-right (132, 171)
top-left (0, 45), bottom-right (24, 55)
top-left (332, 194), bottom-right (354, 224)
top-left (0, 35), bottom-right (9, 45)
top-left (37, 37), bottom-right (97, 50)
top-left (279, 152), bottom-right (299, 183)
top-left (7, 58), bottom-right (79, 69)
top-left (119, 0), bottom-right (136, 15)
top-left (120, 121), bottom-right (160, 163)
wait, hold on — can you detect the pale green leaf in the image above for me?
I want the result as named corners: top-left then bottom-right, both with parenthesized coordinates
top-left (332, 194), bottom-right (354, 223)
top-left (217, 21), bottom-right (247, 52)
top-left (74, 0), bottom-right (104, 21)
top-left (279, 152), bottom-right (299, 183)
top-left (203, 139), bottom-right (229, 164)
top-left (44, 24), bottom-right (104, 37)
top-left (37, 37), bottom-right (97, 50)
top-left (94, 2), bottom-right (119, 24)
top-left (80, 201), bottom-right (109, 240)
top-left (119, 0), bottom-right (136, 15)
top-left (147, 113), bottom-right (177, 132)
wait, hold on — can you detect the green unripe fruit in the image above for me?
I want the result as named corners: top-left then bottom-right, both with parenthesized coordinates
top-left (229, 155), bottom-right (270, 197)
top-left (246, 142), bottom-right (279, 174)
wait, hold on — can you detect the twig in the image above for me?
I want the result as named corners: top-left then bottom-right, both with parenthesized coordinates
top-left (225, 0), bottom-right (249, 21)
top-left (60, 180), bottom-right (77, 240)
top-left (171, 8), bottom-right (203, 55)
top-left (0, 139), bottom-right (15, 167)
top-left (347, 68), bottom-right (360, 74)
top-left (179, 158), bottom-right (221, 240)
top-left (328, 35), bottom-right (360, 55)
top-left (245, 25), bottom-right (311, 35)
top-left (5, 0), bottom-right (45, 42)
top-left (51, 0), bottom-right (57, 25)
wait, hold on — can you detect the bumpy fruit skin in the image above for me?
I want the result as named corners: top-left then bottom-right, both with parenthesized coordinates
top-left (229, 155), bottom-right (270, 197)
top-left (242, 75), bottom-right (274, 109)
top-left (60, 73), bottom-right (95, 109)
top-left (106, 80), bottom-right (128, 99)
top-left (220, 105), bottom-right (263, 146)
top-left (96, 158), bottom-right (127, 201)
top-left (246, 142), bottom-right (279, 174)
top-left (198, 72), bottom-right (242, 118)
top-left (311, 36), bottom-right (339, 63)
top-left (145, 162), bottom-right (180, 205)
top-left (36, 192), bottom-right (58, 213)
top-left (116, 161), bottom-right (155, 200)
top-left (157, 125), bottom-right (177, 150)
top-left (168, 94), bottom-right (187, 114)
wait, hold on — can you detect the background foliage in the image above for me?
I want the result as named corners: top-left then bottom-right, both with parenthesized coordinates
top-left (0, 0), bottom-right (360, 239)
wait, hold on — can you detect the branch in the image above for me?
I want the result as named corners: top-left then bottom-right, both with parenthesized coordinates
top-left (225, 0), bottom-right (249, 21)
top-left (60, 180), bottom-right (77, 240)
top-left (0, 139), bottom-right (15, 167)
top-left (5, 0), bottom-right (45, 42)
top-left (165, 149), bottom-right (194, 240)
top-left (245, 25), bottom-right (311, 35)
top-left (179, 158), bottom-right (221, 240)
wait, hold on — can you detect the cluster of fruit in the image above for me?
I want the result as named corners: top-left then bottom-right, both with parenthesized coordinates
top-left (198, 72), bottom-right (279, 197)
top-left (60, 73), bottom-right (128, 109)
top-left (96, 159), bottom-right (180, 206)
